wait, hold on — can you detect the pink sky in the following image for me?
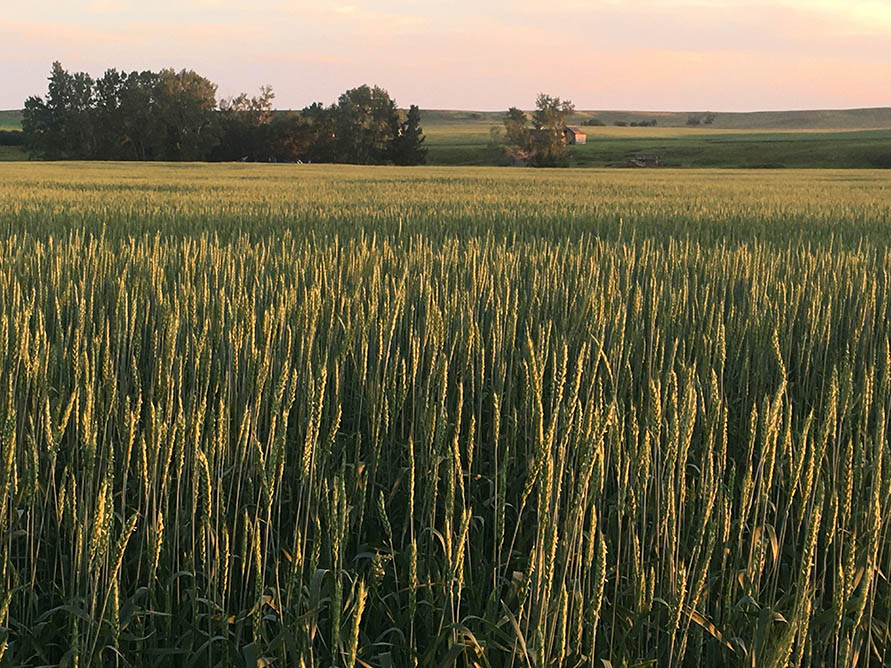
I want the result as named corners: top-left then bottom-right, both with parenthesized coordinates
top-left (2, 0), bottom-right (890, 111)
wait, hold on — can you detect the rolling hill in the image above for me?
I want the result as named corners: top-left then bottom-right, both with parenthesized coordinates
top-left (420, 107), bottom-right (891, 130)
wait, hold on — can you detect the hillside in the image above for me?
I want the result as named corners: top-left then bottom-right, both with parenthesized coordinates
top-left (420, 108), bottom-right (891, 168)
top-left (421, 107), bottom-right (891, 130)
top-left (0, 110), bottom-right (23, 130)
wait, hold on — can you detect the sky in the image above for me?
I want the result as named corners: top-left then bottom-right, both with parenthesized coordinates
top-left (1, 0), bottom-right (890, 111)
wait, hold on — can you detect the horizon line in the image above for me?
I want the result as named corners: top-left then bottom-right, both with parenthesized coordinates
top-left (4, 106), bottom-right (891, 115)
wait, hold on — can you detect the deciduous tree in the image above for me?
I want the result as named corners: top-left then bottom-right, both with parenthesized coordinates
top-left (530, 93), bottom-right (574, 167)
top-left (22, 61), bottom-right (95, 158)
top-left (153, 68), bottom-right (220, 160)
top-left (332, 85), bottom-right (399, 164)
top-left (503, 106), bottom-right (531, 150)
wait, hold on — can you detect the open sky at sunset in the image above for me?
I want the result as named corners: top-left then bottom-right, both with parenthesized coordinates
top-left (2, 0), bottom-right (890, 111)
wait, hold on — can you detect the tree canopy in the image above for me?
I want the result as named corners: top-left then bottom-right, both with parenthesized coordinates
top-left (496, 93), bottom-right (576, 167)
top-left (22, 62), bottom-right (426, 165)
top-left (332, 85), bottom-right (398, 164)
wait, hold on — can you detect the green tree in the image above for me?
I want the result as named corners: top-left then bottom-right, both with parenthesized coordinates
top-left (390, 105), bottom-right (427, 165)
top-left (219, 85), bottom-right (275, 125)
top-left (332, 85), bottom-right (399, 164)
top-left (503, 106), bottom-right (531, 151)
top-left (301, 102), bottom-right (337, 163)
top-left (153, 68), bottom-right (220, 160)
top-left (530, 93), bottom-right (574, 167)
top-left (265, 112), bottom-right (316, 163)
top-left (21, 95), bottom-right (51, 157)
top-left (93, 68), bottom-right (126, 158)
top-left (117, 71), bottom-right (164, 160)
top-left (94, 68), bottom-right (163, 159)
top-left (216, 86), bottom-right (279, 161)
top-left (22, 62), bottom-right (95, 158)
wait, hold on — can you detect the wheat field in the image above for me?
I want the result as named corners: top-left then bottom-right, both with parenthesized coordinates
top-left (0, 163), bottom-right (889, 667)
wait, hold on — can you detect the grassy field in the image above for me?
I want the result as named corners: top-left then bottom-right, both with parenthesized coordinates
top-left (4, 107), bottom-right (889, 133)
top-left (0, 162), bottom-right (889, 667)
top-left (419, 109), bottom-right (891, 167)
top-left (0, 111), bottom-right (26, 161)
top-left (422, 118), bottom-right (891, 168)
top-left (420, 107), bottom-right (891, 130)
top-left (0, 110), bottom-right (23, 131)
top-left (566, 128), bottom-right (891, 168)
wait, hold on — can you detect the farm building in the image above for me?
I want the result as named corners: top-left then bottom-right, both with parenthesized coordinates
top-left (564, 126), bottom-right (587, 145)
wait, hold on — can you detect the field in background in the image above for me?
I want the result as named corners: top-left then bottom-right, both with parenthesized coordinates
top-left (1, 162), bottom-right (890, 666)
top-left (420, 110), bottom-right (891, 167)
top-left (10, 107), bottom-right (889, 134)
top-left (0, 111), bottom-right (26, 160)
top-left (0, 110), bottom-right (23, 130)
top-left (565, 128), bottom-right (891, 168)
top-left (419, 106), bottom-right (891, 130)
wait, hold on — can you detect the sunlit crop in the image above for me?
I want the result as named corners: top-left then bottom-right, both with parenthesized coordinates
top-left (0, 163), bottom-right (889, 667)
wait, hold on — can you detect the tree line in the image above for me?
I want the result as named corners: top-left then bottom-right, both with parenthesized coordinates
top-left (22, 62), bottom-right (427, 164)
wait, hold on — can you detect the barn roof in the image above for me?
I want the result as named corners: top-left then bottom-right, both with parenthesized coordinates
top-left (564, 126), bottom-right (587, 135)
